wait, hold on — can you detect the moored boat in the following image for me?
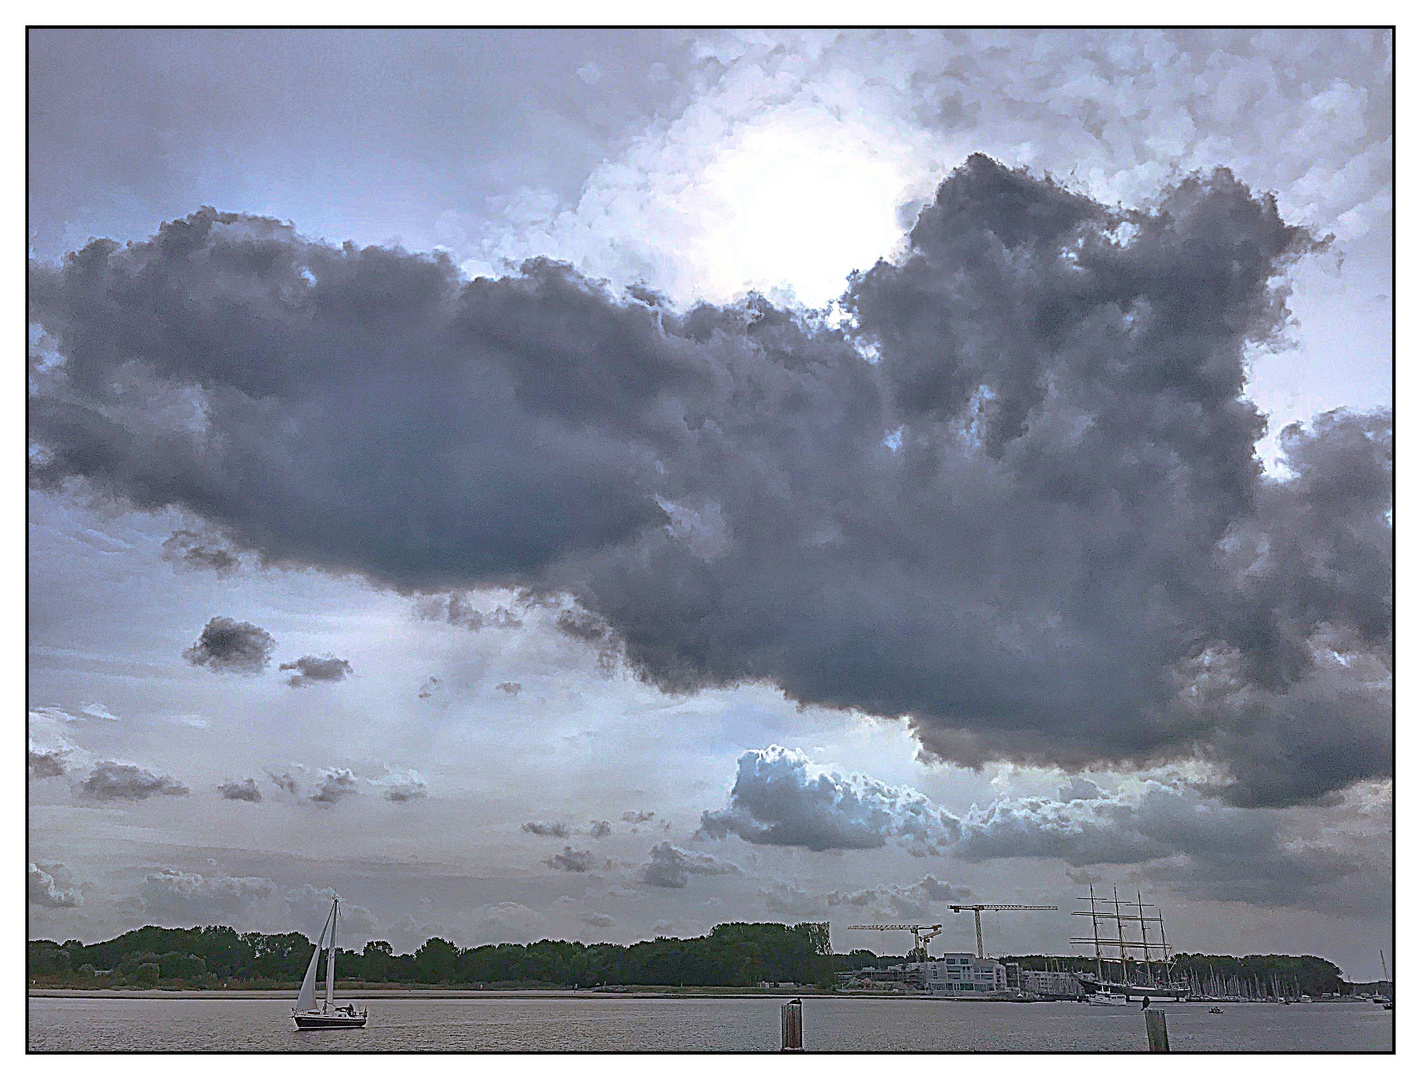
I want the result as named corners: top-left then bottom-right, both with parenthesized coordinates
top-left (1087, 991), bottom-right (1131, 1007)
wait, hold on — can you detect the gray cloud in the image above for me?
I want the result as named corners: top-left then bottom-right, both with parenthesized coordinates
top-left (279, 654), bottom-right (353, 687)
top-left (828, 875), bottom-right (968, 922)
top-left (382, 771), bottom-right (428, 803)
top-left (496, 681), bottom-right (523, 696)
top-left (217, 778), bottom-right (262, 802)
top-left (588, 820), bottom-right (612, 839)
top-left (546, 847), bottom-right (594, 872)
top-left (29, 862), bottom-right (82, 908)
top-left (137, 868), bottom-right (275, 925)
top-left (581, 912), bottom-right (614, 928)
top-left (266, 770), bottom-right (302, 796)
top-left (621, 810), bottom-right (655, 824)
top-left (952, 779), bottom-right (1380, 907)
top-left (182, 616), bottom-right (275, 675)
top-left (415, 593), bottom-right (524, 632)
top-left (522, 821), bottom-right (570, 838)
top-left (29, 744), bottom-right (68, 779)
top-left (285, 884), bottom-right (378, 940)
top-left (160, 528), bottom-right (242, 577)
top-left (78, 761), bottom-right (188, 801)
top-left (698, 746), bottom-right (964, 852)
top-left (417, 676), bottom-right (441, 700)
top-left (638, 842), bottom-right (739, 889)
top-left (309, 767), bottom-right (357, 805)
top-left (26, 159), bottom-right (1389, 805)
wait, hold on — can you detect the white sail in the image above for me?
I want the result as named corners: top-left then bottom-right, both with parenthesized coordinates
top-left (325, 898), bottom-right (338, 1010)
top-left (296, 902), bottom-right (333, 1014)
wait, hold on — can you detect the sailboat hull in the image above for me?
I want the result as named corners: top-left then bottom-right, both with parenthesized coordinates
top-left (293, 1011), bottom-right (368, 1029)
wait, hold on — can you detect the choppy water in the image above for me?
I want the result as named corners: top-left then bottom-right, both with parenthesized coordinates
top-left (27, 995), bottom-right (1392, 1053)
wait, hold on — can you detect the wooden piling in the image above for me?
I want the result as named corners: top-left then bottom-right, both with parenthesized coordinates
top-left (781, 999), bottom-right (803, 1051)
top-left (1144, 1008), bottom-right (1169, 1052)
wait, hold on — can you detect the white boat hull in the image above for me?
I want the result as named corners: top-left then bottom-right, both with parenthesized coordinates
top-left (1088, 992), bottom-right (1132, 1007)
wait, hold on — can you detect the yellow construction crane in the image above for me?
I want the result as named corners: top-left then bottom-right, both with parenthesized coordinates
top-left (846, 923), bottom-right (943, 960)
top-left (948, 904), bottom-right (1058, 958)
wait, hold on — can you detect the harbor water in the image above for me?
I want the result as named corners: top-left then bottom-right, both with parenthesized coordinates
top-left (28, 995), bottom-right (1392, 1052)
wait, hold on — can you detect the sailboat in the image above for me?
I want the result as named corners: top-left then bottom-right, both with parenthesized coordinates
top-left (292, 895), bottom-right (368, 1029)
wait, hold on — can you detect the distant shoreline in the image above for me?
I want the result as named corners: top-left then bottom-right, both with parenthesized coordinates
top-left (28, 987), bottom-right (846, 1000)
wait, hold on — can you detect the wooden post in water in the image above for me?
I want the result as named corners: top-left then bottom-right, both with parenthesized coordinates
top-left (781, 999), bottom-right (804, 1051)
top-left (1144, 1008), bottom-right (1169, 1052)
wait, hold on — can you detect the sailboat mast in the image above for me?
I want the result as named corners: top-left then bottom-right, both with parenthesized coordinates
top-left (1089, 885), bottom-right (1103, 981)
top-left (325, 898), bottom-right (338, 1010)
top-left (1134, 892), bottom-right (1147, 983)
top-left (1112, 886), bottom-right (1127, 984)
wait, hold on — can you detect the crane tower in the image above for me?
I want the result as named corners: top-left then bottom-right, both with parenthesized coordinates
top-left (846, 923), bottom-right (942, 961)
top-left (948, 904), bottom-right (1058, 958)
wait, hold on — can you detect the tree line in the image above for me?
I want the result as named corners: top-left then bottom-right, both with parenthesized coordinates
top-left (29, 921), bottom-right (838, 989)
top-left (29, 924), bottom-right (1353, 995)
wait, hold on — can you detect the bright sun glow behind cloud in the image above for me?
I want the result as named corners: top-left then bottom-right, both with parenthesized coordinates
top-left (692, 109), bottom-right (922, 307)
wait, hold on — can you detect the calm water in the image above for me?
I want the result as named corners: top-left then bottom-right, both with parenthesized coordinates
top-left (28, 995), bottom-right (1392, 1053)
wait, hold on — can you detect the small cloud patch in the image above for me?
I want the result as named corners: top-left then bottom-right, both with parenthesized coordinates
top-left (280, 655), bottom-right (353, 687)
top-left (183, 616), bottom-right (275, 675)
top-left (79, 761), bottom-right (188, 801)
top-left (217, 778), bottom-right (262, 803)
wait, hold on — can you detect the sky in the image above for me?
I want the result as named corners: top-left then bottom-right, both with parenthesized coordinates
top-left (26, 28), bottom-right (1393, 980)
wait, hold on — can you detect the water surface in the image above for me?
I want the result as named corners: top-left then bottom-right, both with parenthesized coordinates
top-left (28, 995), bottom-right (1392, 1053)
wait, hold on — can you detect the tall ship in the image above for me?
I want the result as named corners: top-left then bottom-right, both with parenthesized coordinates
top-left (1070, 886), bottom-right (1190, 1002)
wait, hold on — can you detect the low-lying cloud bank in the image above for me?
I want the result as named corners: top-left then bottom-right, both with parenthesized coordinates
top-left (700, 746), bottom-right (1389, 908)
top-left (28, 155), bottom-right (1390, 805)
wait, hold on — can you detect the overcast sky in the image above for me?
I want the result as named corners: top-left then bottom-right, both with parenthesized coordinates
top-left (27, 28), bottom-right (1391, 980)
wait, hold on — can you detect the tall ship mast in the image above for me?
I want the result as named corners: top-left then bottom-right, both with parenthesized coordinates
top-left (1069, 885), bottom-right (1190, 1001)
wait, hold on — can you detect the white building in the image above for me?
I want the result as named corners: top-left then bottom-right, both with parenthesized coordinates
top-left (916, 954), bottom-right (1008, 995)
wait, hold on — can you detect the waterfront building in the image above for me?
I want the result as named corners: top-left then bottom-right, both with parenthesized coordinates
top-left (917, 954), bottom-right (1008, 995)
top-left (1021, 969), bottom-right (1083, 997)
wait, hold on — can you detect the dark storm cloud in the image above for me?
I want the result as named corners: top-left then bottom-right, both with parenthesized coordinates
top-left (27, 157), bottom-right (1390, 805)
top-left (546, 847), bottom-right (594, 872)
top-left (638, 842), bottom-right (739, 889)
top-left (522, 821), bottom-right (570, 838)
top-left (78, 761), bottom-right (188, 801)
top-left (279, 654), bottom-right (353, 687)
top-left (182, 617), bottom-right (275, 675)
top-left (217, 778), bottom-right (262, 802)
top-left (160, 528), bottom-right (242, 577)
top-left (29, 863), bottom-right (82, 908)
top-left (309, 768), bottom-right (358, 805)
top-left (698, 746), bottom-right (964, 852)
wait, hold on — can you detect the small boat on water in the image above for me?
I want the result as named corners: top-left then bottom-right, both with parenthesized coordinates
top-left (292, 895), bottom-right (368, 1030)
top-left (1087, 991), bottom-right (1131, 1007)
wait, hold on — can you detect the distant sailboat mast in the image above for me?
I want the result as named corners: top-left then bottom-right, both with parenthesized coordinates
top-left (325, 897), bottom-right (339, 1012)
